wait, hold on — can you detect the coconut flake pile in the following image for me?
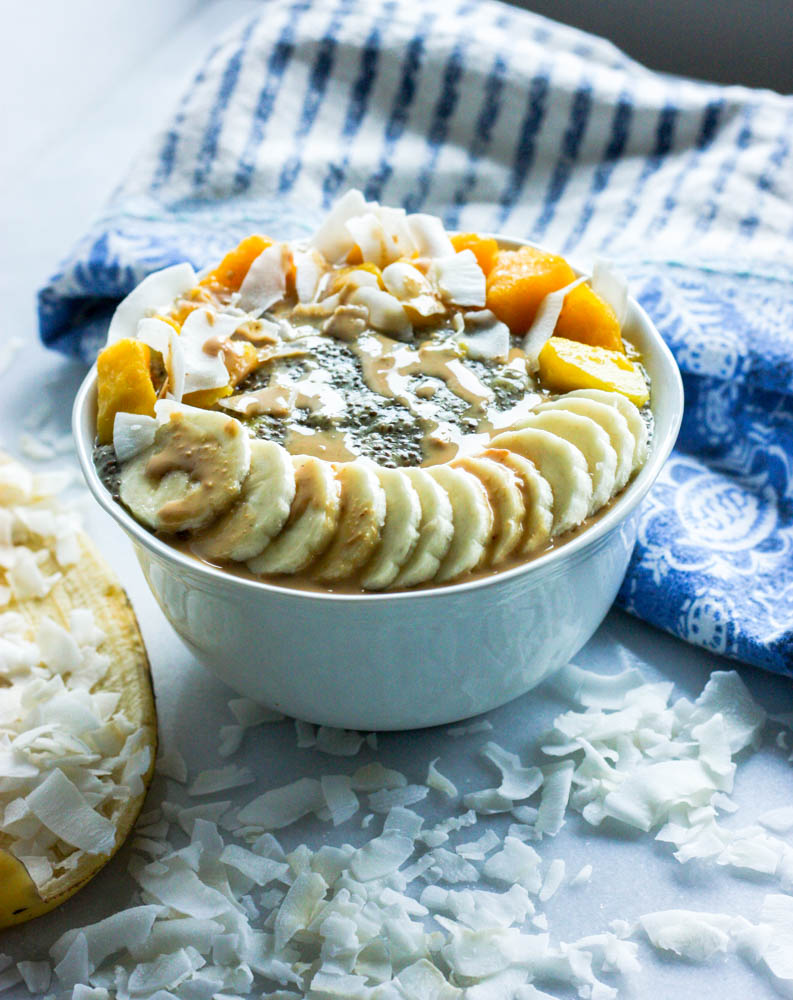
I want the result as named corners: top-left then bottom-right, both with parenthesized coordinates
top-left (0, 455), bottom-right (151, 885)
top-left (11, 654), bottom-right (793, 1000)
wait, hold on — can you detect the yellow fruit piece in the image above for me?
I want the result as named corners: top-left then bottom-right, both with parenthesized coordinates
top-left (200, 234), bottom-right (272, 291)
top-left (555, 283), bottom-right (623, 352)
top-left (451, 233), bottom-right (499, 275)
top-left (0, 522), bottom-right (156, 929)
top-left (486, 246), bottom-right (576, 336)
top-left (538, 337), bottom-right (649, 407)
top-left (96, 338), bottom-right (156, 445)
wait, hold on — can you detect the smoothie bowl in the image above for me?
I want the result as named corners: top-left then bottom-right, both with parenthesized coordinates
top-left (73, 191), bottom-right (682, 729)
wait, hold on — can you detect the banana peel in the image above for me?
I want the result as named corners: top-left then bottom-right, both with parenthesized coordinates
top-left (0, 531), bottom-right (157, 929)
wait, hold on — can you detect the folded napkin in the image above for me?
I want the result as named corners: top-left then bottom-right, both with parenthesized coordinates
top-left (40, 0), bottom-right (793, 674)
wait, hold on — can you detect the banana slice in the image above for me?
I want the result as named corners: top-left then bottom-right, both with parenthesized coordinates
top-left (482, 448), bottom-right (554, 555)
top-left (426, 465), bottom-right (494, 583)
top-left (391, 468), bottom-right (455, 589)
top-left (193, 441), bottom-right (296, 562)
top-left (490, 427), bottom-right (591, 536)
top-left (360, 467), bottom-right (421, 591)
top-left (248, 456), bottom-right (340, 575)
top-left (119, 408), bottom-right (251, 534)
top-left (565, 389), bottom-right (649, 473)
top-left (535, 397), bottom-right (635, 492)
top-left (453, 455), bottom-right (524, 565)
top-left (312, 461), bottom-right (387, 583)
top-left (516, 410), bottom-right (617, 514)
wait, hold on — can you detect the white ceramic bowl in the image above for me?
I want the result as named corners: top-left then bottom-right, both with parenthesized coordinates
top-left (73, 245), bottom-right (682, 730)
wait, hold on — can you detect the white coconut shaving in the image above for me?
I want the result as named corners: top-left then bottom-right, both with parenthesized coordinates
top-left (106, 263), bottom-right (197, 345)
top-left (521, 276), bottom-right (587, 369)
top-left (427, 759), bottom-right (458, 799)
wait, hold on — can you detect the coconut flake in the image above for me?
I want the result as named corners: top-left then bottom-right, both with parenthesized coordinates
top-left (188, 765), bottom-right (255, 797)
top-left (237, 778), bottom-right (324, 829)
top-left (522, 276), bottom-right (586, 369)
top-left (310, 189), bottom-right (370, 262)
top-left (351, 763), bottom-right (407, 792)
top-left (113, 412), bottom-right (158, 463)
top-left (570, 864), bottom-right (593, 886)
top-left (349, 286), bottom-right (412, 339)
top-left (759, 807), bottom-right (793, 834)
top-left (238, 243), bottom-right (289, 315)
top-left (639, 909), bottom-right (734, 961)
top-left (26, 768), bottom-right (116, 855)
top-left (431, 250), bottom-right (486, 308)
top-left (16, 960), bottom-right (51, 994)
top-left (539, 859), bottom-right (565, 902)
top-left (482, 742), bottom-right (544, 802)
top-left (534, 763), bottom-right (574, 837)
top-left (457, 311), bottom-right (511, 361)
top-left (591, 258), bottom-right (628, 326)
top-left (107, 264), bottom-right (197, 344)
top-left (274, 871), bottom-right (327, 950)
top-left (320, 775), bottom-right (359, 826)
top-left (447, 720), bottom-right (493, 738)
top-left (369, 784), bottom-right (429, 814)
top-left (407, 214), bottom-right (455, 258)
top-left (427, 759), bottom-right (458, 799)
top-left (156, 749), bottom-right (188, 783)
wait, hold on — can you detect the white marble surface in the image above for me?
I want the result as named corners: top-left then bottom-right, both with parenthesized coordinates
top-left (2, 4), bottom-right (793, 998)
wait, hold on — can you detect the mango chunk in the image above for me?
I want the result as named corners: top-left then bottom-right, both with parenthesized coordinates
top-left (451, 233), bottom-right (499, 275)
top-left (199, 235), bottom-right (272, 292)
top-left (538, 337), bottom-right (649, 407)
top-left (96, 339), bottom-right (156, 444)
top-left (555, 283), bottom-right (623, 352)
top-left (486, 246), bottom-right (576, 336)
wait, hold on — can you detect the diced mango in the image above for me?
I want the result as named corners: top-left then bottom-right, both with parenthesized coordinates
top-left (96, 339), bottom-right (156, 444)
top-left (183, 341), bottom-right (259, 409)
top-left (199, 235), bottom-right (272, 291)
top-left (538, 337), bottom-right (649, 407)
top-left (346, 244), bottom-right (364, 265)
top-left (451, 233), bottom-right (499, 275)
top-left (486, 247), bottom-right (576, 336)
top-left (555, 283), bottom-right (623, 352)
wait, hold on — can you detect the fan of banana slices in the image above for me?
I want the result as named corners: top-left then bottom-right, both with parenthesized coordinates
top-left (0, 454), bottom-right (156, 928)
top-left (118, 388), bottom-right (649, 590)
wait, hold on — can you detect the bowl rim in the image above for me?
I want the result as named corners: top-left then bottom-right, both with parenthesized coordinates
top-left (72, 235), bottom-right (684, 604)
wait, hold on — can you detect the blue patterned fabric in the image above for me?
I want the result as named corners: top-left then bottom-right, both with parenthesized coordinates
top-left (39, 0), bottom-right (793, 674)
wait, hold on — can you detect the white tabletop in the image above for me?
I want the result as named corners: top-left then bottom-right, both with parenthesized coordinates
top-left (2, 5), bottom-right (792, 998)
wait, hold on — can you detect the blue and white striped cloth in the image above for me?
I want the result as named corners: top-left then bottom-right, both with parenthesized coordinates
top-left (41, 0), bottom-right (793, 675)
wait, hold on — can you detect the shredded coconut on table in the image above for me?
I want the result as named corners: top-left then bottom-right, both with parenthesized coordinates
top-left (9, 644), bottom-right (793, 998)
